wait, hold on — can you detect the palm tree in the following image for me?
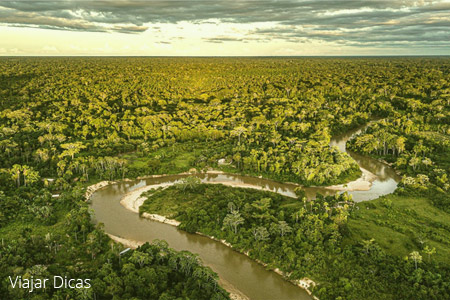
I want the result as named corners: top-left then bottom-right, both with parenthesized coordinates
top-left (423, 246), bottom-right (436, 262)
top-left (60, 142), bottom-right (86, 160)
top-left (231, 126), bottom-right (247, 145)
top-left (361, 238), bottom-right (375, 255)
top-left (177, 176), bottom-right (201, 191)
top-left (409, 156), bottom-right (421, 171)
top-left (9, 164), bottom-right (22, 187)
top-left (227, 202), bottom-right (237, 213)
top-left (22, 166), bottom-right (39, 187)
top-left (409, 251), bottom-right (422, 270)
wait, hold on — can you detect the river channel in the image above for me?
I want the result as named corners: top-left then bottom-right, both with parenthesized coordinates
top-left (89, 123), bottom-right (401, 300)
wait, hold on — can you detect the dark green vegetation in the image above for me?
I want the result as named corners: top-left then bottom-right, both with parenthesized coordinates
top-left (1, 57), bottom-right (378, 187)
top-left (141, 181), bottom-right (450, 300)
top-left (345, 86), bottom-right (450, 259)
top-left (348, 117), bottom-right (450, 212)
top-left (0, 57), bottom-right (449, 299)
top-left (0, 187), bottom-right (228, 300)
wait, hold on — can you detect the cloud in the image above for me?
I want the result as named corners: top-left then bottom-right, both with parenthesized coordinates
top-left (204, 36), bottom-right (245, 43)
top-left (0, 8), bottom-right (106, 32)
top-left (112, 25), bottom-right (148, 34)
top-left (203, 35), bottom-right (270, 43)
top-left (0, 0), bottom-right (448, 50)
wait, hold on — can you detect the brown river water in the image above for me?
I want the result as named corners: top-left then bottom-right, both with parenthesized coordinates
top-left (90, 124), bottom-right (400, 300)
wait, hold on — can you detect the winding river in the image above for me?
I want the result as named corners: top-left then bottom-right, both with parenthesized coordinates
top-left (89, 124), bottom-right (401, 300)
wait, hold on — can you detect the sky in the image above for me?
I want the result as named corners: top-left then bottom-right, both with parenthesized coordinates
top-left (0, 0), bottom-right (449, 56)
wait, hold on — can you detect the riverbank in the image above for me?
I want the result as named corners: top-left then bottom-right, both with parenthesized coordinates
top-left (88, 178), bottom-right (251, 300)
top-left (86, 163), bottom-right (377, 208)
top-left (326, 167), bottom-right (377, 191)
top-left (120, 183), bottom-right (171, 213)
top-left (85, 180), bottom-right (112, 201)
top-left (88, 165), bottom-right (379, 300)
top-left (120, 166), bottom-right (376, 212)
top-left (117, 181), bottom-right (319, 299)
top-left (106, 233), bottom-right (249, 300)
top-left (193, 231), bottom-right (319, 300)
top-left (210, 167), bottom-right (376, 193)
top-left (85, 117), bottom-right (406, 300)
top-left (84, 170), bottom-right (226, 203)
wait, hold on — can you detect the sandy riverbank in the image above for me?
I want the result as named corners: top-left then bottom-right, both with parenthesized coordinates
top-left (85, 180), bottom-right (112, 201)
top-left (106, 233), bottom-right (248, 300)
top-left (85, 170), bottom-right (226, 201)
top-left (135, 169), bottom-right (225, 180)
top-left (217, 277), bottom-right (250, 300)
top-left (326, 167), bottom-right (378, 191)
top-left (107, 233), bottom-right (144, 248)
top-left (117, 180), bottom-right (319, 299)
top-left (120, 183), bottom-right (171, 213)
top-left (119, 167), bottom-right (378, 217)
top-left (88, 167), bottom-right (371, 300)
top-left (119, 183), bottom-right (182, 226)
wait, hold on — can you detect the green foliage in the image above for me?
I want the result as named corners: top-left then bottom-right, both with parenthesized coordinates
top-left (0, 188), bottom-right (228, 300)
top-left (0, 57), bottom-right (388, 186)
top-left (348, 117), bottom-right (450, 211)
top-left (141, 184), bottom-right (450, 300)
top-left (346, 194), bottom-right (450, 264)
top-left (175, 176), bottom-right (202, 192)
top-left (1, 57), bottom-right (449, 299)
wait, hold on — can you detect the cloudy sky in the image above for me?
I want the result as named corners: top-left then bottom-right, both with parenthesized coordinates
top-left (0, 0), bottom-right (449, 56)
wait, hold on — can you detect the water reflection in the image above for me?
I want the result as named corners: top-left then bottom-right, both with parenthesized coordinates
top-left (329, 123), bottom-right (400, 201)
top-left (348, 150), bottom-right (400, 182)
top-left (90, 123), bottom-right (400, 300)
top-left (91, 180), bottom-right (312, 300)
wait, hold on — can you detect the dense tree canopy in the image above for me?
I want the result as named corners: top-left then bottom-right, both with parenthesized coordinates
top-left (141, 182), bottom-right (450, 300)
top-left (0, 57), bottom-right (449, 299)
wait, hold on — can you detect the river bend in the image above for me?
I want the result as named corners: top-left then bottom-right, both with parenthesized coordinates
top-left (89, 124), bottom-right (400, 300)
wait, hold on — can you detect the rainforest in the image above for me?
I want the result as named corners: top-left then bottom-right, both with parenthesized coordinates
top-left (0, 57), bottom-right (449, 300)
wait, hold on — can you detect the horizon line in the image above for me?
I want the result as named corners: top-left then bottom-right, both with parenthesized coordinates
top-left (1, 55), bottom-right (449, 58)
